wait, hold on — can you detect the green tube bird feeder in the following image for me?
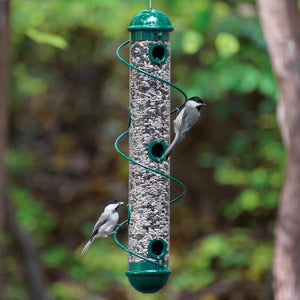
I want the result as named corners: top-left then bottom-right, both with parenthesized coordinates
top-left (125, 8), bottom-right (173, 293)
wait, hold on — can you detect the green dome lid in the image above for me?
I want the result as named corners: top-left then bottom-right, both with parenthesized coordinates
top-left (128, 9), bottom-right (174, 32)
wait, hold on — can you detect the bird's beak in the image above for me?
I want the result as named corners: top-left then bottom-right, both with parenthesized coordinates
top-left (119, 202), bottom-right (124, 206)
top-left (201, 103), bottom-right (206, 106)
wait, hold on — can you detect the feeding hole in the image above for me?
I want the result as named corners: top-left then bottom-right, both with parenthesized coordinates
top-left (152, 143), bottom-right (164, 158)
top-left (149, 43), bottom-right (168, 64)
top-left (151, 241), bottom-right (164, 255)
top-left (152, 45), bottom-right (165, 60)
top-left (148, 140), bottom-right (167, 162)
top-left (148, 238), bottom-right (167, 259)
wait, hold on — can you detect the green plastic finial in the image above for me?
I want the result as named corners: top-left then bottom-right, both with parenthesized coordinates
top-left (128, 9), bottom-right (174, 41)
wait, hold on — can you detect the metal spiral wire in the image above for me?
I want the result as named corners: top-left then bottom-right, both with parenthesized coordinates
top-left (113, 40), bottom-right (187, 267)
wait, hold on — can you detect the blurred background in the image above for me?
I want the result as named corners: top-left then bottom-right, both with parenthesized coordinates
top-left (2, 0), bottom-right (283, 299)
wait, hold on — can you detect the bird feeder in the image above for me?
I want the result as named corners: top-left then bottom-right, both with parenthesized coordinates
top-left (125, 8), bottom-right (174, 293)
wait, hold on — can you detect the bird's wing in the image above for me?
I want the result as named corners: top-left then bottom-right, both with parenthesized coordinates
top-left (178, 106), bottom-right (199, 142)
top-left (91, 211), bottom-right (109, 236)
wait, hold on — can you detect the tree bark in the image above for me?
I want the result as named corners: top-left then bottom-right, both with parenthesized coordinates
top-left (0, 0), bottom-right (9, 296)
top-left (5, 201), bottom-right (54, 300)
top-left (257, 1), bottom-right (300, 299)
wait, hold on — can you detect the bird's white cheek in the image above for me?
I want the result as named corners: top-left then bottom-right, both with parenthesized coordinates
top-left (187, 101), bottom-right (200, 109)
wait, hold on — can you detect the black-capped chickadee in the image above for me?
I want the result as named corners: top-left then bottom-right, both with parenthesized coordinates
top-left (81, 200), bottom-right (124, 255)
top-left (163, 96), bottom-right (206, 160)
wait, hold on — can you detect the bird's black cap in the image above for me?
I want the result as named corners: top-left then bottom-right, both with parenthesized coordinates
top-left (104, 200), bottom-right (118, 207)
top-left (188, 96), bottom-right (205, 104)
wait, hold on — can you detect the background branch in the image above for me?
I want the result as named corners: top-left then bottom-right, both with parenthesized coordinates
top-left (5, 200), bottom-right (54, 300)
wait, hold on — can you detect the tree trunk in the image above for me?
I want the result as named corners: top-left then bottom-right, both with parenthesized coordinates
top-left (257, 1), bottom-right (300, 299)
top-left (5, 201), bottom-right (54, 300)
top-left (0, 0), bottom-right (9, 296)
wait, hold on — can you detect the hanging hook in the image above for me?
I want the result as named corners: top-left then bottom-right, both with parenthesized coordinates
top-left (149, 0), bottom-right (151, 9)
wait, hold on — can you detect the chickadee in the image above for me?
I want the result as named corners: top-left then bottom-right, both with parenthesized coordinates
top-left (163, 96), bottom-right (206, 160)
top-left (81, 200), bottom-right (124, 255)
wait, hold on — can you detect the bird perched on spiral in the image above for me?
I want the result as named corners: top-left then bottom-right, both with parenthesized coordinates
top-left (81, 200), bottom-right (124, 255)
top-left (162, 96), bottom-right (206, 160)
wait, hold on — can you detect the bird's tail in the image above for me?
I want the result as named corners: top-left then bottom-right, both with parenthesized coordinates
top-left (163, 134), bottom-right (179, 160)
top-left (81, 236), bottom-right (95, 255)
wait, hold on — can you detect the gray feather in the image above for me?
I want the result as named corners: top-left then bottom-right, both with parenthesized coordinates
top-left (178, 106), bottom-right (200, 141)
top-left (163, 106), bottom-right (200, 160)
top-left (163, 134), bottom-right (180, 160)
top-left (91, 212), bottom-right (109, 236)
top-left (81, 236), bottom-right (95, 255)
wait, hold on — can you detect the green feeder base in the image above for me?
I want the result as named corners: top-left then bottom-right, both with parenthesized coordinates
top-left (125, 262), bottom-right (172, 294)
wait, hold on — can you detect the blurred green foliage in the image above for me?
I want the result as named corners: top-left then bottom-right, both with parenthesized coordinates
top-left (3, 0), bottom-right (284, 299)
top-left (25, 29), bottom-right (68, 50)
top-left (171, 230), bottom-right (273, 291)
top-left (9, 186), bottom-right (55, 242)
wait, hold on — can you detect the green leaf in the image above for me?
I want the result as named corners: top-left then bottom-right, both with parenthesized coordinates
top-left (26, 28), bottom-right (68, 49)
top-left (220, 251), bottom-right (248, 267)
top-left (213, 1), bottom-right (231, 19)
top-left (9, 186), bottom-right (55, 239)
top-left (12, 63), bottom-right (50, 96)
top-left (215, 32), bottom-right (240, 58)
top-left (238, 189), bottom-right (260, 212)
top-left (5, 148), bottom-right (35, 174)
top-left (262, 191), bottom-right (279, 208)
top-left (249, 168), bottom-right (268, 189)
top-left (50, 282), bottom-right (85, 300)
top-left (200, 234), bottom-right (228, 258)
top-left (249, 244), bottom-right (273, 274)
top-left (182, 30), bottom-right (204, 54)
top-left (215, 165), bottom-right (248, 186)
top-left (42, 246), bottom-right (70, 268)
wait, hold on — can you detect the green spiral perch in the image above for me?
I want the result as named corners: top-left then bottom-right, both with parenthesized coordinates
top-left (113, 8), bottom-right (187, 294)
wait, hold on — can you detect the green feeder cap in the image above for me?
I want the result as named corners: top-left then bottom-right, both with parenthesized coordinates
top-left (128, 8), bottom-right (174, 32)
